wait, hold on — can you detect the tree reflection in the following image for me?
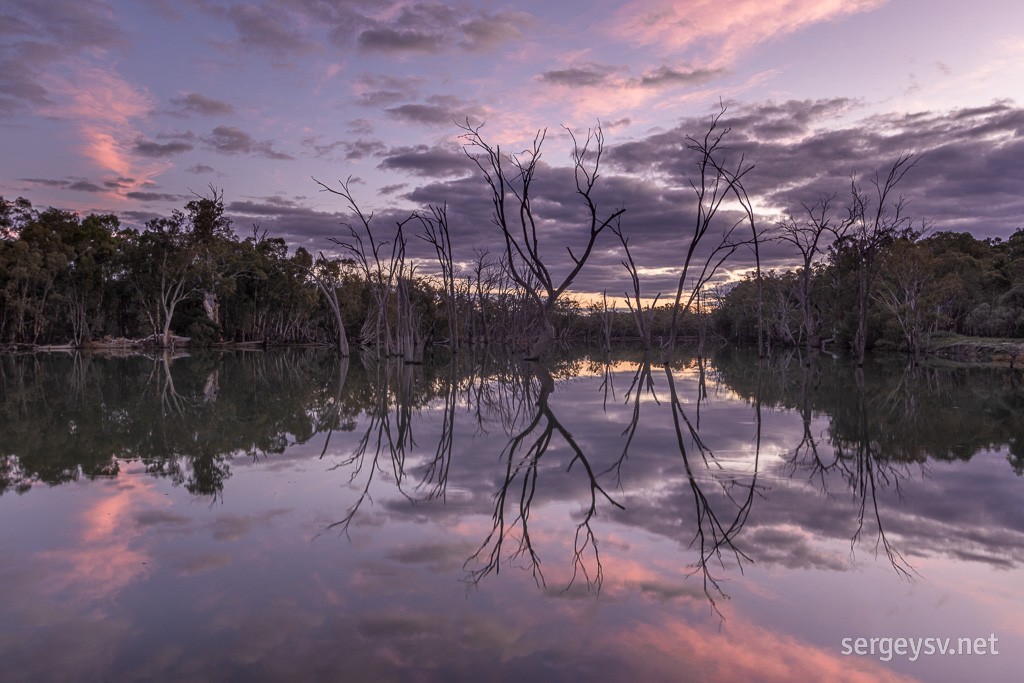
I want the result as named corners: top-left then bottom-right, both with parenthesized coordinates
top-left (0, 350), bottom-right (358, 497)
top-left (663, 358), bottom-right (761, 612)
top-left (464, 361), bottom-right (623, 592)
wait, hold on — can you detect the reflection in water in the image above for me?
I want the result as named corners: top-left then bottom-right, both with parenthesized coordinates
top-left (1, 348), bottom-right (1023, 681)
top-left (466, 361), bottom-right (624, 592)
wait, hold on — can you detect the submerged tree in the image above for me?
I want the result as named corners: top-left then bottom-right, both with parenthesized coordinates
top-left (666, 106), bottom-right (758, 354)
top-left (777, 194), bottom-right (852, 352)
top-left (460, 122), bottom-right (625, 359)
top-left (838, 153), bottom-right (920, 366)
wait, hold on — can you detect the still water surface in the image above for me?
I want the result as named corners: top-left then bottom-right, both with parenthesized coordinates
top-left (1, 348), bottom-right (1021, 682)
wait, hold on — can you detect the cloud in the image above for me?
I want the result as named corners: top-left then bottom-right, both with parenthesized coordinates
top-left (35, 64), bottom-right (165, 182)
top-left (358, 27), bottom-right (443, 55)
top-left (377, 144), bottom-right (473, 177)
top-left (125, 191), bottom-right (185, 202)
top-left (459, 11), bottom-right (534, 52)
top-left (186, 163), bottom-right (216, 175)
top-left (385, 95), bottom-right (485, 127)
top-left (0, 0), bottom-right (129, 115)
top-left (355, 5), bottom-right (532, 56)
top-left (388, 99), bottom-right (1024, 297)
top-left (539, 63), bottom-right (619, 88)
top-left (607, 0), bottom-right (888, 67)
top-left (167, 93), bottom-right (235, 117)
top-left (636, 65), bottom-right (727, 88)
top-left (299, 136), bottom-right (387, 160)
top-left (202, 125), bottom-right (294, 160)
top-left (133, 137), bottom-right (194, 157)
top-left (221, 3), bottom-right (322, 58)
top-left (20, 177), bottom-right (107, 193)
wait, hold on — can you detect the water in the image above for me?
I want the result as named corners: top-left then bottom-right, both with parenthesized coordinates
top-left (1, 348), bottom-right (1021, 682)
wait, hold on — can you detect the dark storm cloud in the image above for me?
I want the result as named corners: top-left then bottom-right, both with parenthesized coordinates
top-left (381, 99), bottom-right (1024, 296)
top-left (377, 144), bottom-right (472, 177)
top-left (606, 98), bottom-right (1024, 239)
top-left (539, 63), bottom-right (618, 87)
top-left (379, 183), bottom-right (407, 195)
top-left (636, 65), bottom-right (727, 88)
top-left (384, 94), bottom-right (485, 127)
top-left (202, 125), bottom-right (294, 159)
top-left (133, 137), bottom-right (194, 157)
top-left (167, 93), bottom-right (236, 117)
top-left (186, 163), bottom-right (217, 175)
top-left (0, 0), bottom-right (128, 115)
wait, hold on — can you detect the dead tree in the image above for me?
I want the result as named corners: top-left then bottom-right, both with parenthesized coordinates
top-left (667, 106), bottom-right (755, 353)
top-left (841, 153), bottom-right (919, 366)
top-left (612, 223), bottom-right (661, 350)
top-left (460, 122), bottom-right (625, 359)
top-left (307, 252), bottom-right (351, 356)
top-left (315, 177), bottom-right (423, 359)
top-left (417, 203), bottom-right (459, 352)
top-left (777, 194), bottom-right (853, 352)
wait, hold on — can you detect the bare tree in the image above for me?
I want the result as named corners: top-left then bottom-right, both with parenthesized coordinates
top-left (612, 223), bottom-right (661, 350)
top-left (666, 106), bottom-right (756, 353)
top-left (460, 122), bottom-right (625, 359)
top-left (777, 194), bottom-right (853, 351)
top-left (840, 153), bottom-right (920, 366)
top-left (314, 177), bottom-right (425, 360)
top-left (417, 203), bottom-right (459, 352)
top-left (306, 252), bottom-right (351, 356)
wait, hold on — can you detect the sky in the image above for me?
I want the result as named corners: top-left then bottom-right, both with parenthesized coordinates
top-left (3, 0), bottom-right (1024, 297)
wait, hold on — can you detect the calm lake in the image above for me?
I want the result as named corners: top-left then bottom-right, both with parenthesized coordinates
top-left (1, 348), bottom-right (1021, 682)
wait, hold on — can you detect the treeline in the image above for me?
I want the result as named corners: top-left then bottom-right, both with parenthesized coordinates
top-left (0, 190), bottom-right (589, 352)
top-left (715, 228), bottom-right (1024, 355)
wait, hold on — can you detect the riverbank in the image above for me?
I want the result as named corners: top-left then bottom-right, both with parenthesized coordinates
top-left (927, 334), bottom-right (1024, 368)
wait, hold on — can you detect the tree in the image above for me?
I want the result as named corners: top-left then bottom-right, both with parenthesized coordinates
top-left (121, 213), bottom-right (204, 346)
top-left (460, 122), bottom-right (624, 359)
top-left (777, 194), bottom-right (852, 351)
top-left (666, 106), bottom-right (757, 353)
top-left (839, 153), bottom-right (920, 365)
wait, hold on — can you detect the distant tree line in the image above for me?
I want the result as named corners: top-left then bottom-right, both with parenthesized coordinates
top-left (4, 115), bottom-right (1022, 360)
top-left (716, 222), bottom-right (1024, 358)
top-left (0, 189), bottom-right (592, 353)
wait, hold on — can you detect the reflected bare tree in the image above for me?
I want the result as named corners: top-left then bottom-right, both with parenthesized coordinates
top-left (663, 361), bottom-right (761, 612)
top-left (323, 359), bottom-right (418, 535)
top-left (781, 356), bottom-right (918, 578)
top-left (464, 362), bottom-right (624, 592)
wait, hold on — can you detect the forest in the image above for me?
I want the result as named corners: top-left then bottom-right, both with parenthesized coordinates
top-left (3, 122), bottom-right (1024, 361)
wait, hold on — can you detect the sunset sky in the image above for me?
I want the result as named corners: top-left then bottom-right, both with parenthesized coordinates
top-left (3, 0), bottom-right (1024, 295)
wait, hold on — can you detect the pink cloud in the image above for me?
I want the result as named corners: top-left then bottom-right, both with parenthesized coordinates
top-left (41, 64), bottom-right (169, 191)
top-left (608, 0), bottom-right (888, 67)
